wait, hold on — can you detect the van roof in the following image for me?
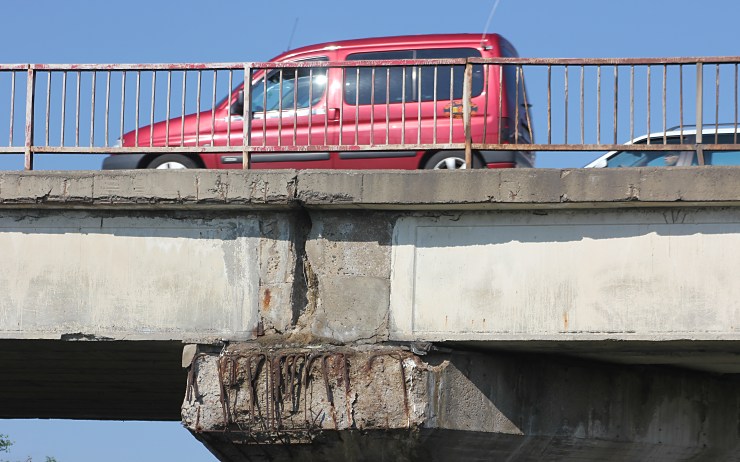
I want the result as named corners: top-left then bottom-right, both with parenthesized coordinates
top-left (274, 33), bottom-right (505, 61)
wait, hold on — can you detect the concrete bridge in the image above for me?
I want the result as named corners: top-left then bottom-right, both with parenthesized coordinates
top-left (1, 168), bottom-right (739, 461)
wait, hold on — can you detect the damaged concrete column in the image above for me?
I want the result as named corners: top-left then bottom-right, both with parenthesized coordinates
top-left (182, 345), bottom-right (740, 462)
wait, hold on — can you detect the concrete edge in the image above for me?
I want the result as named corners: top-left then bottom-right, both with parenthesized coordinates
top-left (1, 167), bottom-right (739, 210)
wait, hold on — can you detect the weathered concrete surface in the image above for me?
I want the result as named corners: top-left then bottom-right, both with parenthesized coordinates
top-left (184, 345), bottom-right (740, 462)
top-left (390, 208), bottom-right (740, 343)
top-left (4, 167), bottom-right (740, 210)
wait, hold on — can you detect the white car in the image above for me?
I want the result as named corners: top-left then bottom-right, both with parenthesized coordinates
top-left (585, 125), bottom-right (740, 168)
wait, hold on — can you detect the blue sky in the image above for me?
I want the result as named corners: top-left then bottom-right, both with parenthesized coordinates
top-left (1, 0), bottom-right (738, 460)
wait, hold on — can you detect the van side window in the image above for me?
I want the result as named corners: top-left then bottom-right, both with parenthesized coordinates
top-left (344, 48), bottom-right (483, 105)
top-left (704, 133), bottom-right (740, 165)
top-left (251, 58), bottom-right (328, 112)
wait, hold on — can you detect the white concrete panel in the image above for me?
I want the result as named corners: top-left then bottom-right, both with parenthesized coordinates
top-left (0, 213), bottom-right (260, 340)
top-left (390, 209), bottom-right (740, 340)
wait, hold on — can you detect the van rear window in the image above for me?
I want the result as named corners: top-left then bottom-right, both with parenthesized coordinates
top-left (345, 48), bottom-right (483, 105)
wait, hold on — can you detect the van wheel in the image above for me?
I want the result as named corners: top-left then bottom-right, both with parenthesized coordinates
top-left (423, 151), bottom-right (481, 170)
top-left (146, 154), bottom-right (198, 169)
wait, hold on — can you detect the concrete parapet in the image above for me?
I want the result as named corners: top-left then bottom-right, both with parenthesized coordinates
top-left (3, 167), bottom-right (740, 210)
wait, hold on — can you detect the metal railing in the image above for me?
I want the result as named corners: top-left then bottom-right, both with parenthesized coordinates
top-left (1, 56), bottom-right (739, 170)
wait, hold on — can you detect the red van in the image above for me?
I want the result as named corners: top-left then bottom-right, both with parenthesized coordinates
top-left (102, 33), bottom-right (534, 170)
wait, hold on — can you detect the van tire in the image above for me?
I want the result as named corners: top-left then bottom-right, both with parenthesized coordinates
top-left (423, 151), bottom-right (482, 170)
top-left (146, 154), bottom-right (198, 169)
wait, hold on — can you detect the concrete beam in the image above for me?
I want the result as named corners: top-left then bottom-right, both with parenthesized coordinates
top-left (184, 344), bottom-right (740, 461)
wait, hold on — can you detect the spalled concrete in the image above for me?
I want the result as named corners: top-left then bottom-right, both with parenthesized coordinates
top-left (183, 345), bottom-right (740, 461)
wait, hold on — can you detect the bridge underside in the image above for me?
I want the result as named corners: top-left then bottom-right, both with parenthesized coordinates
top-left (0, 339), bottom-right (184, 421)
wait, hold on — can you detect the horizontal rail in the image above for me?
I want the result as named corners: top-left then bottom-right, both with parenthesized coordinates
top-left (1, 56), bottom-right (739, 170)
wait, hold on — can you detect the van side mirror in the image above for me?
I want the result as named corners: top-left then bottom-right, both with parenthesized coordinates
top-left (230, 91), bottom-right (244, 116)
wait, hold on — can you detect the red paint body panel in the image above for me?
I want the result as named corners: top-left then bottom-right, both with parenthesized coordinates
top-left (112, 34), bottom-right (534, 170)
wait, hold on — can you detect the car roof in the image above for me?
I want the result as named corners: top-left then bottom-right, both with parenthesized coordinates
top-left (584, 124), bottom-right (740, 168)
top-left (273, 33), bottom-right (501, 62)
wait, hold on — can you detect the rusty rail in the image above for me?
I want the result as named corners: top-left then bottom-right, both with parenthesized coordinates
top-left (1, 56), bottom-right (740, 169)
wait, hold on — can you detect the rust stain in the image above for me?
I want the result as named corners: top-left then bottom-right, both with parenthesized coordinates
top-left (262, 288), bottom-right (272, 312)
top-left (563, 311), bottom-right (569, 331)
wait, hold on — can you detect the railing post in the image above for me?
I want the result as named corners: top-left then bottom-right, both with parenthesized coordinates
top-left (24, 65), bottom-right (36, 170)
top-left (463, 61), bottom-right (473, 169)
top-left (696, 62), bottom-right (703, 144)
top-left (242, 63), bottom-right (253, 170)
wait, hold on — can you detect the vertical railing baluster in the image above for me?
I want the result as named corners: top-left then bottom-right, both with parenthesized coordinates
top-left (630, 65), bottom-right (634, 141)
top-left (75, 71), bottom-right (81, 147)
top-left (463, 62), bottom-right (473, 167)
top-left (663, 64), bottom-right (667, 143)
top-left (134, 70), bottom-right (141, 147)
top-left (24, 66), bottom-right (36, 170)
top-left (369, 67), bottom-right (375, 146)
top-left (211, 71), bottom-right (217, 146)
top-left (150, 71), bottom-right (157, 147)
top-left (45, 72), bottom-right (51, 147)
top-left (579, 66), bottom-right (584, 144)
top-left (195, 70), bottom-right (202, 147)
top-left (679, 65), bottom-right (684, 143)
top-left (564, 65), bottom-right (569, 144)
top-left (715, 64), bottom-right (720, 143)
top-left (242, 64), bottom-right (253, 169)
top-left (9, 71), bottom-right (16, 146)
top-left (613, 65), bottom-right (619, 144)
top-left (104, 71), bottom-right (111, 147)
top-left (61, 71), bottom-right (68, 147)
top-left (597, 65), bottom-right (601, 144)
top-left (119, 71), bottom-right (125, 145)
top-left (696, 63), bottom-right (703, 145)
top-left (90, 71), bottom-right (96, 147)
top-left (165, 71), bottom-right (172, 148)
top-left (646, 65), bottom-right (651, 144)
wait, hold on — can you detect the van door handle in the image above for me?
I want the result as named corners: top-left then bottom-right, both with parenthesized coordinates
top-left (327, 108), bottom-right (340, 120)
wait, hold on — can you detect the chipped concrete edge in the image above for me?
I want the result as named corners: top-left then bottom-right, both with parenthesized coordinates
top-left (1, 167), bottom-right (740, 210)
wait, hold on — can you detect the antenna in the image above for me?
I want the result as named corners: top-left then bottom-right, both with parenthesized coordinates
top-left (481, 0), bottom-right (503, 47)
top-left (286, 18), bottom-right (299, 51)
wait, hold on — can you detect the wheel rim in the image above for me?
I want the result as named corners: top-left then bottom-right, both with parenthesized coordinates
top-left (433, 157), bottom-right (467, 170)
top-left (155, 161), bottom-right (188, 169)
